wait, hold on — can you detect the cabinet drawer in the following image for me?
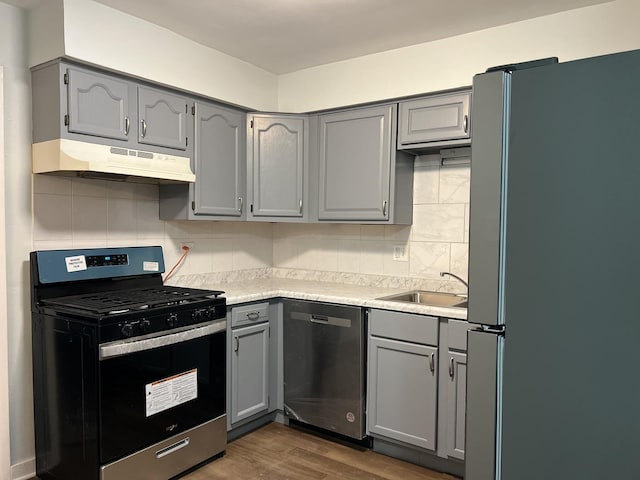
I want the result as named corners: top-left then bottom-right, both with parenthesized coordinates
top-left (231, 302), bottom-right (269, 328)
top-left (398, 91), bottom-right (471, 147)
top-left (448, 319), bottom-right (473, 351)
top-left (369, 309), bottom-right (438, 345)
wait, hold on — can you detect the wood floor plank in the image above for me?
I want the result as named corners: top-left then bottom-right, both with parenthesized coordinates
top-left (181, 422), bottom-right (461, 480)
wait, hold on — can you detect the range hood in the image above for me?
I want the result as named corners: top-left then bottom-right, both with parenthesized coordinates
top-left (32, 139), bottom-right (195, 183)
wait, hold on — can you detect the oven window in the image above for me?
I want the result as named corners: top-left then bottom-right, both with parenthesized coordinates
top-left (99, 330), bottom-right (225, 463)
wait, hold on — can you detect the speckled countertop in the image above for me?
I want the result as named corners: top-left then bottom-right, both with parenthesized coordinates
top-left (198, 277), bottom-right (468, 321)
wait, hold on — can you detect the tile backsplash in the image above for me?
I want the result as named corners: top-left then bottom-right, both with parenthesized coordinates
top-left (32, 154), bottom-right (469, 285)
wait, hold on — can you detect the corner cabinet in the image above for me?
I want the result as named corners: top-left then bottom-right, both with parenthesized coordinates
top-left (317, 105), bottom-right (413, 223)
top-left (398, 90), bottom-right (472, 152)
top-left (247, 114), bottom-right (308, 221)
top-left (367, 310), bottom-right (439, 450)
top-left (160, 101), bottom-right (246, 220)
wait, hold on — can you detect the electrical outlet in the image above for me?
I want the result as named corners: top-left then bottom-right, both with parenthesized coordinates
top-left (393, 244), bottom-right (408, 262)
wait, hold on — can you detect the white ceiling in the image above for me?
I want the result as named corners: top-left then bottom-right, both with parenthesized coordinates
top-left (8, 0), bottom-right (610, 74)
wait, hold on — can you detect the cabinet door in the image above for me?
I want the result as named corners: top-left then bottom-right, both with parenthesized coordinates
top-left (368, 336), bottom-right (438, 450)
top-left (66, 67), bottom-right (131, 141)
top-left (138, 86), bottom-right (189, 150)
top-left (446, 351), bottom-right (467, 460)
top-left (193, 102), bottom-right (245, 216)
top-left (318, 105), bottom-right (393, 221)
top-left (250, 116), bottom-right (305, 217)
top-left (398, 92), bottom-right (471, 146)
top-left (230, 322), bottom-right (269, 424)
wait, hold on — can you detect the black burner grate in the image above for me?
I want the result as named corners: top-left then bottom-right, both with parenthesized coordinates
top-left (41, 286), bottom-right (224, 314)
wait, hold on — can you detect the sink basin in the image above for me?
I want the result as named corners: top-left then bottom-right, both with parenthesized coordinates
top-left (377, 291), bottom-right (468, 309)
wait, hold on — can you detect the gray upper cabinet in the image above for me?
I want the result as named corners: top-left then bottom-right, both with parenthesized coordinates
top-left (193, 101), bottom-right (245, 216)
top-left (317, 105), bottom-right (413, 223)
top-left (138, 86), bottom-right (189, 151)
top-left (159, 100), bottom-right (246, 220)
top-left (247, 114), bottom-right (308, 220)
top-left (66, 67), bottom-right (131, 141)
top-left (398, 91), bottom-right (471, 151)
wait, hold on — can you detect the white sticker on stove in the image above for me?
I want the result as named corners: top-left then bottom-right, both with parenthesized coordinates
top-left (145, 369), bottom-right (198, 417)
top-left (143, 261), bottom-right (159, 272)
top-left (65, 255), bottom-right (87, 272)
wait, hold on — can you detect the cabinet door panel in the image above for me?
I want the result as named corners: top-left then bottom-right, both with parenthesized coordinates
top-left (398, 92), bottom-right (471, 145)
top-left (368, 336), bottom-right (437, 450)
top-left (231, 323), bottom-right (269, 424)
top-left (446, 351), bottom-right (467, 460)
top-left (67, 67), bottom-right (130, 140)
top-left (251, 117), bottom-right (304, 217)
top-left (319, 105), bottom-right (393, 220)
top-left (138, 86), bottom-right (188, 150)
top-left (194, 102), bottom-right (244, 216)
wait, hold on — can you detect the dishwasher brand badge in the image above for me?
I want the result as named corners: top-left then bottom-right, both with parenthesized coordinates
top-left (145, 369), bottom-right (198, 417)
top-left (346, 412), bottom-right (355, 423)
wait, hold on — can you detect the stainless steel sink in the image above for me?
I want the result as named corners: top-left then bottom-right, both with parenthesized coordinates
top-left (377, 290), bottom-right (468, 309)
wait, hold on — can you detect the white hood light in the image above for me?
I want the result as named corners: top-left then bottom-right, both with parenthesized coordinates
top-left (33, 139), bottom-right (195, 183)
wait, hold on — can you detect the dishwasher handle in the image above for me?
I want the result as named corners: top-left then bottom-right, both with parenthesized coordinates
top-left (290, 311), bottom-right (352, 328)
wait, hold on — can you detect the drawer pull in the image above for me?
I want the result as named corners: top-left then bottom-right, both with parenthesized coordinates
top-left (246, 312), bottom-right (260, 320)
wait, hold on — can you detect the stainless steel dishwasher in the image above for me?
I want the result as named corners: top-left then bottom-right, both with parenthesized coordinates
top-left (283, 300), bottom-right (366, 440)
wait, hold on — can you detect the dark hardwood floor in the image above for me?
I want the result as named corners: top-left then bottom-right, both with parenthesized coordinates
top-left (182, 422), bottom-right (460, 480)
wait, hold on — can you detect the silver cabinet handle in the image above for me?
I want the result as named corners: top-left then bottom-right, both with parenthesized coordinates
top-left (234, 336), bottom-right (239, 352)
top-left (299, 199), bottom-right (303, 214)
top-left (238, 197), bottom-right (243, 214)
top-left (246, 312), bottom-right (260, 320)
top-left (124, 116), bottom-right (130, 136)
top-left (429, 353), bottom-right (435, 373)
top-left (382, 200), bottom-right (388, 217)
top-left (140, 119), bottom-right (147, 138)
top-left (463, 114), bottom-right (469, 134)
top-left (449, 357), bottom-right (455, 378)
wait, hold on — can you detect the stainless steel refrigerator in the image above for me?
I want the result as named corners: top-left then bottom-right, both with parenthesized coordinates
top-left (465, 50), bottom-right (640, 480)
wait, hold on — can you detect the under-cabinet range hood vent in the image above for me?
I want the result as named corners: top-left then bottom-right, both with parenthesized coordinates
top-left (32, 139), bottom-right (195, 184)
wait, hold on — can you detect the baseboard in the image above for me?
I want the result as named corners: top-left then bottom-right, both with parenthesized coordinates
top-left (11, 457), bottom-right (35, 480)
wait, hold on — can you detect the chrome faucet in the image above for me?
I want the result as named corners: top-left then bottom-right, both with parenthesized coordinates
top-left (440, 271), bottom-right (468, 293)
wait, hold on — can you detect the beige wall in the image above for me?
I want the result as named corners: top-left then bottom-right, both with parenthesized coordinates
top-left (278, 0), bottom-right (640, 112)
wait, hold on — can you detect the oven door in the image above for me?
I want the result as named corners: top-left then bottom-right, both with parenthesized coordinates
top-left (98, 320), bottom-right (226, 464)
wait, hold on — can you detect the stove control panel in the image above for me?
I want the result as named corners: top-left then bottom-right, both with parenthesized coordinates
top-left (86, 254), bottom-right (129, 267)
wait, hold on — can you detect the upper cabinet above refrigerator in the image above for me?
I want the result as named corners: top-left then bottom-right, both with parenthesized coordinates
top-left (397, 90), bottom-right (471, 152)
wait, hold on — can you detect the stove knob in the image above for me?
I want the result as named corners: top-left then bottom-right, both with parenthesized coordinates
top-left (140, 319), bottom-right (151, 333)
top-left (192, 310), bottom-right (203, 323)
top-left (207, 306), bottom-right (217, 320)
top-left (121, 323), bottom-right (134, 338)
top-left (167, 313), bottom-right (178, 328)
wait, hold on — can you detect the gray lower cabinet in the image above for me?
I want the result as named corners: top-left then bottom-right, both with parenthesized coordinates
top-left (230, 321), bottom-right (270, 424)
top-left (247, 114), bottom-right (308, 221)
top-left (137, 85), bottom-right (190, 151)
top-left (317, 105), bottom-right (413, 223)
top-left (367, 310), bottom-right (439, 451)
top-left (159, 101), bottom-right (246, 220)
top-left (436, 318), bottom-right (473, 461)
top-left (398, 90), bottom-right (471, 151)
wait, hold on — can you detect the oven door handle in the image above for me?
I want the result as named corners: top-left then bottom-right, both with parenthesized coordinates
top-left (99, 320), bottom-right (226, 360)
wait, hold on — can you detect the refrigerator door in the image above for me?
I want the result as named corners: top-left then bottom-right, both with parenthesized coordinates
top-left (467, 70), bottom-right (510, 327)
top-left (465, 329), bottom-right (503, 480)
top-left (500, 50), bottom-right (640, 479)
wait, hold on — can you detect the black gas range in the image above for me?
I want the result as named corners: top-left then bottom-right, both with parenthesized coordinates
top-left (31, 246), bottom-right (227, 480)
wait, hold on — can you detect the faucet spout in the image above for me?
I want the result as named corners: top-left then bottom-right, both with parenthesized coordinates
top-left (440, 271), bottom-right (468, 292)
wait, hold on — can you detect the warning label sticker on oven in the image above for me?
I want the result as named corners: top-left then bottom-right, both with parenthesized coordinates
top-left (143, 261), bottom-right (159, 272)
top-left (65, 255), bottom-right (87, 272)
top-left (145, 369), bottom-right (198, 417)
